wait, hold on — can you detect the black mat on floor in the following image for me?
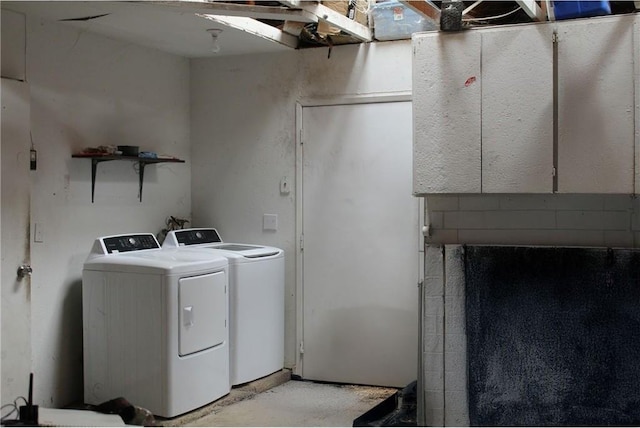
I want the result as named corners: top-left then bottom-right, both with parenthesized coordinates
top-left (465, 246), bottom-right (640, 426)
top-left (353, 381), bottom-right (417, 427)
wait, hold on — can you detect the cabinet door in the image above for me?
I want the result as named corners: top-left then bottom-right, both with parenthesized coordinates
top-left (413, 32), bottom-right (481, 194)
top-left (557, 16), bottom-right (635, 193)
top-left (635, 15), bottom-right (640, 194)
top-left (481, 25), bottom-right (554, 193)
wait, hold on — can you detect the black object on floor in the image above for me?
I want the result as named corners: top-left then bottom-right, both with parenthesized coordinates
top-left (353, 381), bottom-right (417, 427)
top-left (2, 373), bottom-right (39, 427)
top-left (68, 397), bottom-right (156, 426)
top-left (465, 246), bottom-right (640, 426)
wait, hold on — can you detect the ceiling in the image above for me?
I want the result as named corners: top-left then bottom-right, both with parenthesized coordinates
top-left (2, 1), bottom-right (297, 57)
top-left (5, 1), bottom-right (635, 59)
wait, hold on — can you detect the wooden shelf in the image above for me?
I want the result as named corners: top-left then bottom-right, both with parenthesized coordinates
top-left (72, 155), bottom-right (185, 202)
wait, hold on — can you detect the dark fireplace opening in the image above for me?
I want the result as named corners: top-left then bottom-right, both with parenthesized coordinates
top-left (465, 246), bottom-right (640, 426)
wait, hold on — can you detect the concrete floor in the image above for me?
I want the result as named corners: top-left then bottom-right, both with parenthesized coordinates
top-left (185, 380), bottom-right (397, 427)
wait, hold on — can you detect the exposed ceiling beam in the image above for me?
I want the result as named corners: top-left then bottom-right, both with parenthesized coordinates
top-left (197, 14), bottom-right (299, 49)
top-left (516, 0), bottom-right (546, 21)
top-left (462, 0), bottom-right (483, 16)
top-left (299, 3), bottom-right (371, 42)
top-left (143, 1), bottom-right (318, 23)
top-left (282, 21), bottom-right (306, 37)
top-left (398, 0), bottom-right (440, 23)
top-left (279, 0), bottom-right (302, 8)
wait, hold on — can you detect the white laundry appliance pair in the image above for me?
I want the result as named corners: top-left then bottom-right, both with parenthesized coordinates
top-left (82, 229), bottom-right (284, 417)
top-left (163, 228), bottom-right (285, 386)
top-left (82, 233), bottom-right (230, 418)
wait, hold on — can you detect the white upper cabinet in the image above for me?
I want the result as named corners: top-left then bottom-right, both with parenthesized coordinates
top-left (413, 25), bottom-right (553, 195)
top-left (481, 25), bottom-right (554, 193)
top-left (557, 16), bottom-right (636, 193)
top-left (636, 17), bottom-right (640, 193)
top-left (413, 32), bottom-right (482, 194)
top-left (413, 14), bottom-right (639, 195)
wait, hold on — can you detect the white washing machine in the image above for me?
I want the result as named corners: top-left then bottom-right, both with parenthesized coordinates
top-left (82, 233), bottom-right (230, 417)
top-left (163, 228), bottom-right (284, 386)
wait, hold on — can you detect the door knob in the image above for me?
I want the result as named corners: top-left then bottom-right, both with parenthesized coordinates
top-left (17, 265), bottom-right (32, 279)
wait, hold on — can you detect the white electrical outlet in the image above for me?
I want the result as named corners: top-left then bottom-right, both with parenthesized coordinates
top-left (263, 214), bottom-right (278, 231)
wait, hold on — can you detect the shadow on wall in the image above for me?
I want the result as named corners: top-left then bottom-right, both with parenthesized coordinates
top-left (300, 42), bottom-right (374, 98)
top-left (50, 279), bottom-right (83, 406)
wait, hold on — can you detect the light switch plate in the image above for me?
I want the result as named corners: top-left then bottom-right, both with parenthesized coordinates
top-left (280, 177), bottom-right (290, 195)
top-left (34, 222), bottom-right (44, 243)
top-left (263, 214), bottom-right (278, 231)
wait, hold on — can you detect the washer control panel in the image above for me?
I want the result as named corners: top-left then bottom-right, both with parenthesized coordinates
top-left (174, 229), bottom-right (223, 246)
top-left (102, 234), bottom-right (160, 253)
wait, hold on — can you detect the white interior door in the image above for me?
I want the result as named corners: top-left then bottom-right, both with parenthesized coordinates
top-left (1, 78), bottom-right (32, 400)
top-left (300, 101), bottom-right (419, 387)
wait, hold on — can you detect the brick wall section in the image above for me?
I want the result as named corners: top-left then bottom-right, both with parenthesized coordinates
top-left (422, 245), bottom-right (469, 426)
top-left (422, 246), bottom-right (445, 427)
top-left (444, 246), bottom-right (467, 426)
top-left (425, 194), bottom-right (639, 248)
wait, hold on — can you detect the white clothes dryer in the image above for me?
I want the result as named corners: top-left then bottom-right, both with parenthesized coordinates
top-left (82, 233), bottom-right (230, 417)
top-left (163, 228), bottom-right (284, 386)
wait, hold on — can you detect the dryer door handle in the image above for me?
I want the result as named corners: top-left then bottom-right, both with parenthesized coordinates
top-left (183, 306), bottom-right (195, 327)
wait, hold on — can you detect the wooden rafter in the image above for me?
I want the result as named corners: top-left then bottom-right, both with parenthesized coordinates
top-left (279, 0), bottom-right (302, 8)
top-left (197, 14), bottom-right (299, 49)
top-left (143, 1), bottom-right (372, 43)
top-left (144, 1), bottom-right (318, 23)
top-left (462, 0), bottom-right (483, 15)
top-left (298, 2), bottom-right (372, 41)
top-left (516, 0), bottom-right (546, 21)
top-left (398, 0), bottom-right (440, 22)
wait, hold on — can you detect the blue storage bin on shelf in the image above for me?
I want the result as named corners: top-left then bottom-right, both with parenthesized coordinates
top-left (553, 1), bottom-right (611, 20)
top-left (371, 0), bottom-right (437, 41)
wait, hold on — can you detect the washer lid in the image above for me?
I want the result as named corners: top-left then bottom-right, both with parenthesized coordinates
top-left (207, 243), bottom-right (281, 258)
top-left (163, 229), bottom-right (282, 259)
top-left (216, 244), bottom-right (263, 252)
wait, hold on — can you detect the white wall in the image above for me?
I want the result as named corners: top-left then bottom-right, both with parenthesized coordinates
top-left (1, 9), bottom-right (30, 405)
top-left (190, 40), bottom-right (413, 368)
top-left (1, 9), bottom-right (26, 81)
top-left (22, 18), bottom-right (190, 407)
